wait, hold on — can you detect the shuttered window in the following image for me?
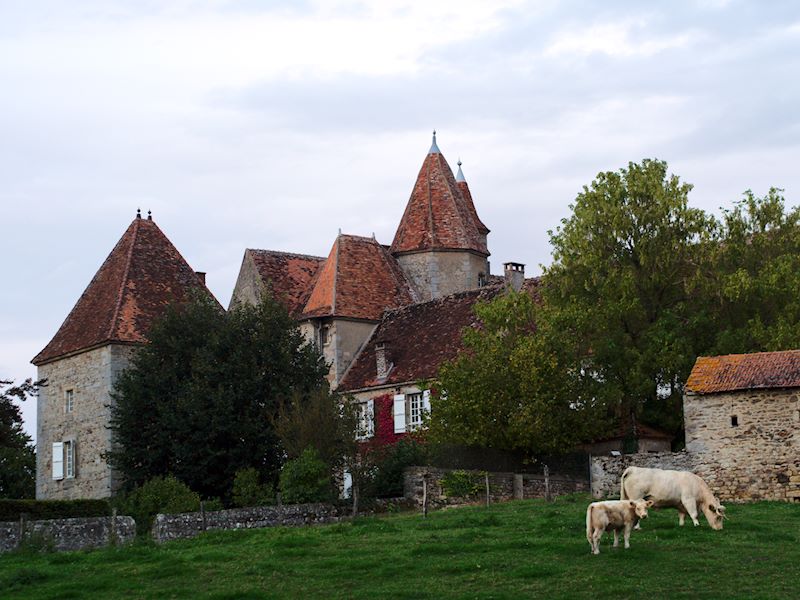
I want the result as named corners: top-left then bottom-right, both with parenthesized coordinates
top-left (356, 400), bottom-right (374, 439)
top-left (393, 394), bottom-right (406, 433)
top-left (52, 442), bottom-right (64, 480)
top-left (65, 440), bottom-right (75, 478)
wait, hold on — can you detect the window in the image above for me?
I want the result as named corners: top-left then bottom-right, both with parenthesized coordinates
top-left (52, 440), bottom-right (76, 480)
top-left (356, 400), bottom-right (374, 439)
top-left (478, 272), bottom-right (487, 287)
top-left (65, 389), bottom-right (74, 413)
top-left (408, 392), bottom-right (425, 430)
top-left (319, 325), bottom-right (330, 347)
top-left (731, 415), bottom-right (739, 427)
top-left (64, 440), bottom-right (75, 478)
top-left (394, 390), bottom-right (431, 433)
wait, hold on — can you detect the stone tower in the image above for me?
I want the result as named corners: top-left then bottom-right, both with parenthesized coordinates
top-left (31, 211), bottom-right (213, 499)
top-left (390, 133), bottom-right (490, 301)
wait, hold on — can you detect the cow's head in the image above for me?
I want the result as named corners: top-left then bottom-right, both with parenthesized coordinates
top-left (704, 503), bottom-right (726, 530)
top-left (631, 499), bottom-right (653, 520)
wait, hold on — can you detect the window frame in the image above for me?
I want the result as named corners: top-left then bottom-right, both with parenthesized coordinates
top-left (355, 400), bottom-right (374, 440)
top-left (65, 389), bottom-right (74, 413)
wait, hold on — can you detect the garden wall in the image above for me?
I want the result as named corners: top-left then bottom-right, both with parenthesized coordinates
top-left (0, 515), bottom-right (135, 553)
top-left (152, 503), bottom-right (342, 543)
top-left (403, 467), bottom-right (588, 507)
top-left (589, 451), bottom-right (694, 499)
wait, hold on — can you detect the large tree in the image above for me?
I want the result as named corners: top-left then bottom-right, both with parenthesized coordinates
top-left (0, 378), bottom-right (39, 499)
top-left (108, 294), bottom-right (327, 500)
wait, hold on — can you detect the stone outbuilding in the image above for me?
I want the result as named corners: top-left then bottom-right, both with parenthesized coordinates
top-left (684, 350), bottom-right (800, 502)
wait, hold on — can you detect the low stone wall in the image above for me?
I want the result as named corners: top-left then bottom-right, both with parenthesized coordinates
top-left (403, 467), bottom-right (587, 507)
top-left (152, 503), bottom-right (342, 543)
top-left (590, 452), bottom-right (694, 499)
top-left (0, 515), bottom-right (135, 553)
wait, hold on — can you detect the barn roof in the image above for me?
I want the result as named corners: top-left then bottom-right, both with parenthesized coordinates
top-left (686, 350), bottom-right (800, 394)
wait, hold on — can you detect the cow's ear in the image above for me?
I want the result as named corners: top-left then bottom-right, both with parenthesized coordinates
top-left (717, 505), bottom-right (726, 514)
top-left (629, 501), bottom-right (635, 507)
top-left (646, 500), bottom-right (654, 507)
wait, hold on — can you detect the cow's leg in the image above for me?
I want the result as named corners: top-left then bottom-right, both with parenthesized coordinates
top-left (623, 524), bottom-right (632, 549)
top-left (682, 496), bottom-right (700, 526)
top-left (613, 529), bottom-right (619, 547)
top-left (591, 528), bottom-right (602, 554)
top-left (678, 510), bottom-right (686, 526)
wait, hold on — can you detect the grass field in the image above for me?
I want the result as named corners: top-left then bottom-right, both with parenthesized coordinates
top-left (1, 494), bottom-right (798, 599)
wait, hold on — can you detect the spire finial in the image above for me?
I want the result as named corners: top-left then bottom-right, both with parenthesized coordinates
top-left (429, 129), bottom-right (440, 154)
top-left (147, 210), bottom-right (152, 221)
top-left (136, 208), bottom-right (141, 219)
top-left (455, 157), bottom-right (466, 182)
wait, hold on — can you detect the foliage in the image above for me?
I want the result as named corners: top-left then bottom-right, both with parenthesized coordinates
top-left (232, 468), bottom-right (274, 508)
top-left (278, 448), bottom-right (331, 504)
top-left (367, 438), bottom-right (429, 499)
top-left (0, 499), bottom-right (111, 521)
top-left (429, 290), bottom-right (606, 454)
top-left (113, 475), bottom-right (201, 536)
top-left (1, 497), bottom-right (797, 599)
top-left (0, 379), bottom-right (40, 499)
top-left (108, 294), bottom-right (327, 501)
top-left (440, 470), bottom-right (485, 498)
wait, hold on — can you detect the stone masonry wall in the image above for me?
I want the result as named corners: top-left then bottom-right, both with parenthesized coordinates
top-left (396, 251), bottom-right (488, 302)
top-left (684, 389), bottom-right (800, 502)
top-left (590, 452), bottom-right (694, 499)
top-left (403, 467), bottom-right (587, 507)
top-left (152, 503), bottom-right (342, 543)
top-left (37, 344), bottom-right (138, 500)
top-left (0, 516), bottom-right (135, 553)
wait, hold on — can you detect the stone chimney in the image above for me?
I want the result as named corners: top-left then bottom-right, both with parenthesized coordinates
top-left (375, 342), bottom-right (391, 380)
top-left (195, 271), bottom-right (206, 285)
top-left (503, 262), bottom-right (525, 292)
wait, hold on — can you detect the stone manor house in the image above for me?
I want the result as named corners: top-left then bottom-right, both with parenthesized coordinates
top-left (32, 133), bottom-right (799, 502)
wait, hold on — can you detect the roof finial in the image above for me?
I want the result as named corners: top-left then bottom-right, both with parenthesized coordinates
top-left (147, 210), bottom-right (152, 221)
top-left (429, 129), bottom-right (440, 154)
top-left (455, 158), bottom-right (466, 182)
top-left (136, 208), bottom-right (141, 219)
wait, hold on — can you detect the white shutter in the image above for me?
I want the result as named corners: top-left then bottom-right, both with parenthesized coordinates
top-left (367, 399), bottom-right (375, 437)
top-left (422, 390), bottom-right (431, 415)
top-left (393, 394), bottom-right (406, 433)
top-left (52, 442), bottom-right (64, 480)
top-left (342, 470), bottom-right (353, 499)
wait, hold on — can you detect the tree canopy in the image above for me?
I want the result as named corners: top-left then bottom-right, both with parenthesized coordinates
top-left (108, 294), bottom-right (327, 501)
top-left (0, 378), bottom-right (39, 499)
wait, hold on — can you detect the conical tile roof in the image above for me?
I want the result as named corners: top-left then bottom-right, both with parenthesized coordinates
top-left (32, 214), bottom-right (215, 365)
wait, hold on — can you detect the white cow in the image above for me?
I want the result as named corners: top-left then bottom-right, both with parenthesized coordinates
top-left (620, 466), bottom-right (726, 530)
top-left (586, 499), bottom-right (653, 555)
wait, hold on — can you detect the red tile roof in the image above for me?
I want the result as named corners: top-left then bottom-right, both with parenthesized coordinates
top-left (686, 350), bottom-right (800, 394)
top-left (247, 249), bottom-right (325, 317)
top-left (390, 151), bottom-right (489, 256)
top-left (457, 180), bottom-right (490, 235)
top-left (301, 234), bottom-right (416, 321)
top-left (32, 215), bottom-right (215, 365)
top-left (338, 284), bottom-right (505, 391)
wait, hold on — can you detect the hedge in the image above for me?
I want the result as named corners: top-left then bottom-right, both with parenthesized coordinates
top-left (0, 499), bottom-right (112, 522)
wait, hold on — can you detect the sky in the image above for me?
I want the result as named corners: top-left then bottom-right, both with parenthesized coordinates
top-left (2, 0), bottom-right (800, 442)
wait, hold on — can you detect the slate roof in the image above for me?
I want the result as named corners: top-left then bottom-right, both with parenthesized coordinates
top-left (247, 249), bottom-right (325, 317)
top-left (301, 234), bottom-right (416, 321)
top-left (338, 284), bottom-right (506, 391)
top-left (390, 149), bottom-right (489, 256)
top-left (686, 350), bottom-right (800, 394)
top-left (32, 215), bottom-right (215, 365)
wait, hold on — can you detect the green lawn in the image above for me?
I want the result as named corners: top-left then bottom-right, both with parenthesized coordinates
top-left (1, 494), bottom-right (798, 599)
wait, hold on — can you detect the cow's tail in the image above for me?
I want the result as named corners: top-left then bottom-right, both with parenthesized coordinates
top-left (586, 504), bottom-right (593, 543)
top-left (620, 467), bottom-right (632, 500)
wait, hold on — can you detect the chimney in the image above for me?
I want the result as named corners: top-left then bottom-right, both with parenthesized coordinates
top-left (195, 271), bottom-right (206, 285)
top-left (503, 262), bottom-right (525, 292)
top-left (375, 342), bottom-right (390, 380)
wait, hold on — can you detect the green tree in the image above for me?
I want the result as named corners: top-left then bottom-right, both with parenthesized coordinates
top-left (0, 379), bottom-right (39, 499)
top-left (108, 294), bottom-right (327, 501)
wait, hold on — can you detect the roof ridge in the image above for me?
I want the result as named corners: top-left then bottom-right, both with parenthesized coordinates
top-left (249, 248), bottom-right (326, 261)
top-left (108, 217), bottom-right (139, 340)
top-left (331, 234), bottom-right (341, 315)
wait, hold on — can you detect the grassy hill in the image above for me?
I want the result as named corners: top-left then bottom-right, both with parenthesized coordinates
top-left (1, 494), bottom-right (798, 599)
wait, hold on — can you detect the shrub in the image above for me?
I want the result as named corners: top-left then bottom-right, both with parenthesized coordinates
top-left (279, 448), bottom-right (331, 504)
top-left (0, 499), bottom-right (110, 521)
top-left (232, 468), bottom-right (274, 508)
top-left (440, 470), bottom-right (484, 498)
top-left (367, 439), bottom-right (429, 499)
top-left (113, 475), bottom-right (201, 536)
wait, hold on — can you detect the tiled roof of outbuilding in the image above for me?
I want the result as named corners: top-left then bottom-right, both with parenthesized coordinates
top-left (390, 146), bottom-right (489, 256)
top-left (32, 215), bottom-right (215, 365)
top-left (301, 234), bottom-right (416, 321)
top-left (339, 284), bottom-right (505, 391)
top-left (248, 249), bottom-right (325, 316)
top-left (686, 350), bottom-right (800, 394)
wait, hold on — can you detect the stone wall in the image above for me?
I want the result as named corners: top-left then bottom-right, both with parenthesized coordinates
top-left (152, 503), bottom-right (342, 543)
top-left (0, 515), bottom-right (135, 553)
top-left (396, 251), bottom-right (488, 302)
top-left (403, 467), bottom-right (587, 507)
top-left (590, 452), bottom-right (694, 499)
top-left (36, 344), bottom-right (138, 500)
top-left (684, 388), bottom-right (800, 502)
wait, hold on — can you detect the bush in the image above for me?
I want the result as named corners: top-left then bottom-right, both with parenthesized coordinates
top-left (279, 448), bottom-right (331, 504)
top-left (440, 470), bottom-right (484, 498)
top-left (0, 499), bottom-right (111, 521)
top-left (113, 475), bottom-right (201, 536)
top-left (368, 439), bottom-right (429, 499)
top-left (232, 468), bottom-right (274, 508)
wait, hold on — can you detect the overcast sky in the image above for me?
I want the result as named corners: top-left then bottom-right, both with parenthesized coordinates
top-left (3, 0), bottom-right (800, 441)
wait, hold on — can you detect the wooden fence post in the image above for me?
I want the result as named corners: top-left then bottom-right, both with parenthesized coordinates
top-left (513, 474), bottom-right (524, 500)
top-left (18, 512), bottom-right (28, 549)
top-left (485, 472), bottom-right (490, 507)
top-left (422, 476), bottom-right (428, 518)
top-left (544, 465), bottom-right (551, 502)
top-left (109, 507), bottom-right (118, 547)
top-left (200, 501), bottom-right (207, 532)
